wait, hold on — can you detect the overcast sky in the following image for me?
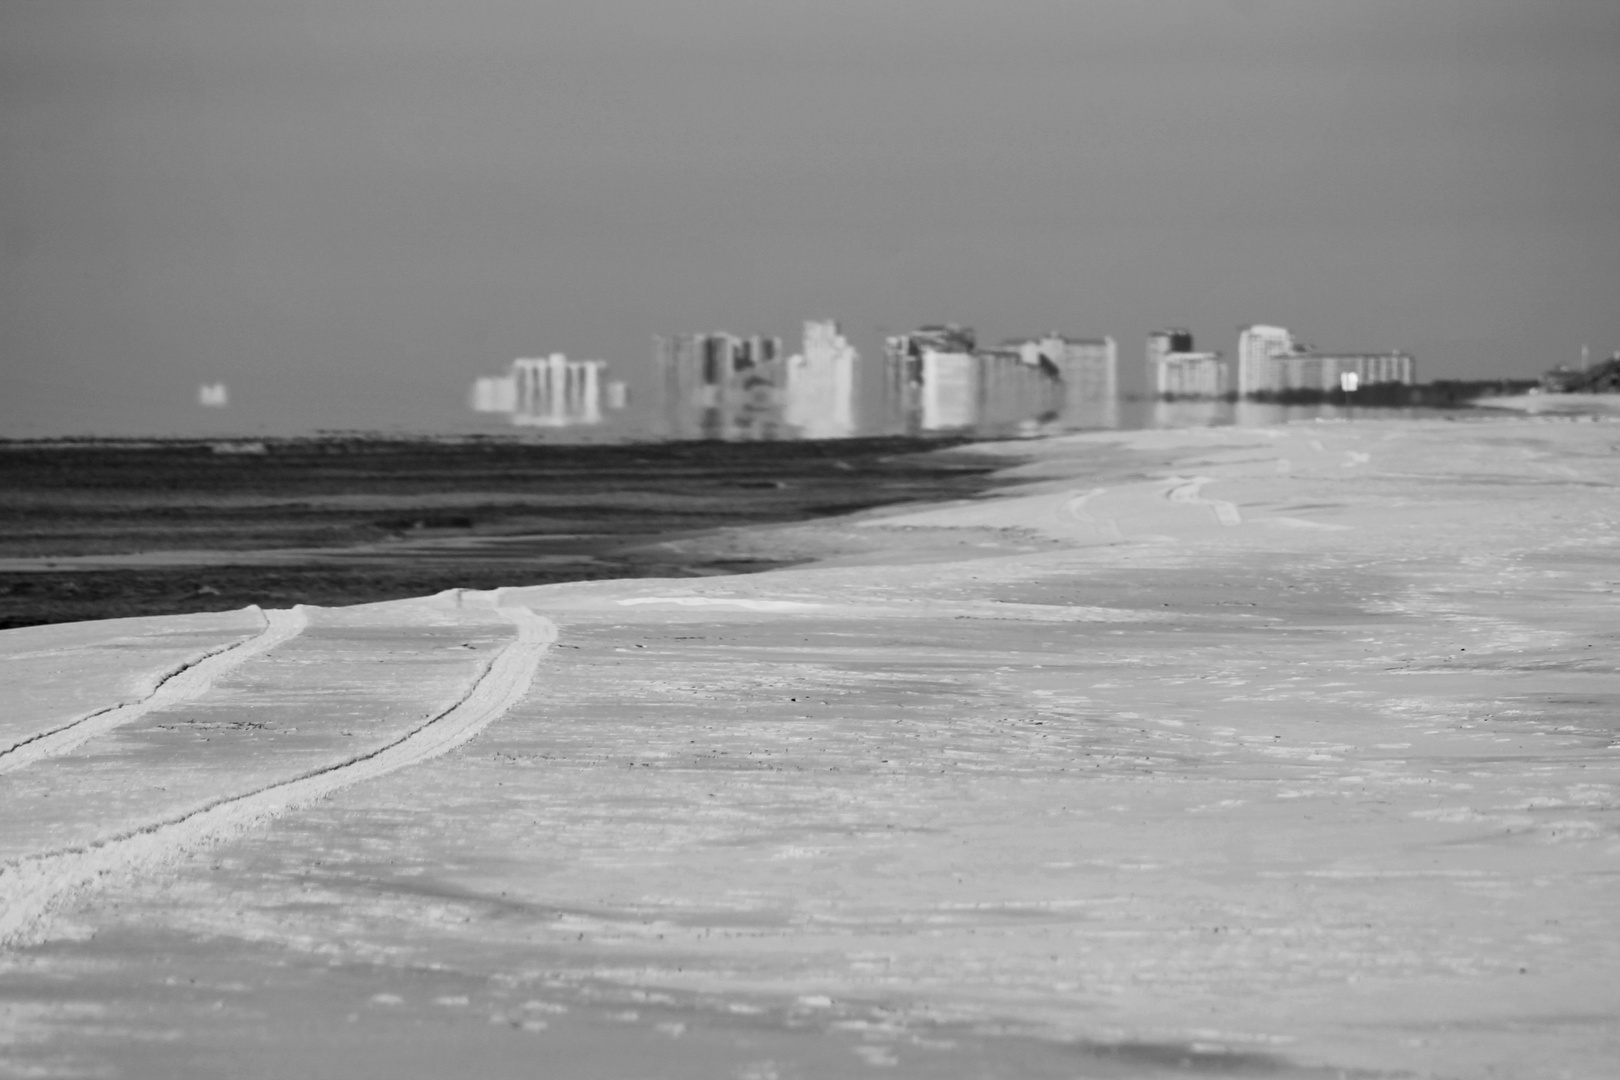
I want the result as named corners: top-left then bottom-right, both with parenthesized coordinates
top-left (2, 0), bottom-right (1617, 435)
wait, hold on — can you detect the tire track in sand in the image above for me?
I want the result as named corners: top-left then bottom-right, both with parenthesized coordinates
top-left (0, 607), bottom-right (310, 776)
top-left (0, 599), bottom-right (554, 948)
top-left (1165, 476), bottom-right (1243, 527)
top-left (1063, 487), bottom-right (1123, 538)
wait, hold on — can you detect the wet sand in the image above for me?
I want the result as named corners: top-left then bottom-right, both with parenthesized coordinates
top-left (0, 435), bottom-right (1008, 630)
top-left (2, 416), bottom-right (1618, 1079)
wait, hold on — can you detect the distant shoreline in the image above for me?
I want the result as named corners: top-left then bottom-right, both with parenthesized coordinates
top-left (1465, 391), bottom-right (1620, 416)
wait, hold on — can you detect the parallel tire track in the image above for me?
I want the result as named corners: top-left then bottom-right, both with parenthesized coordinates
top-left (0, 601), bottom-right (555, 948)
top-left (1166, 475), bottom-right (1243, 527)
top-left (1063, 487), bottom-right (1123, 538)
top-left (0, 607), bottom-right (311, 776)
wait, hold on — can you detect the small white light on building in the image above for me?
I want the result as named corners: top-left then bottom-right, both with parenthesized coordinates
top-left (1339, 372), bottom-right (1360, 393)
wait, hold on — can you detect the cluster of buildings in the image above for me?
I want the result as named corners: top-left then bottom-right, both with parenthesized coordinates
top-left (1150, 324), bottom-right (1415, 399)
top-left (882, 326), bottom-right (1114, 433)
top-left (469, 355), bottom-right (629, 428)
top-left (1542, 347), bottom-right (1620, 394)
top-left (468, 318), bottom-right (1417, 437)
top-left (650, 321), bottom-right (1117, 438)
top-left (653, 323), bottom-right (860, 440)
top-left (1147, 329), bottom-right (1225, 398)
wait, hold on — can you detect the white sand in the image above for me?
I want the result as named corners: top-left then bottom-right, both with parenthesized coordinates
top-left (2, 417), bottom-right (1617, 1079)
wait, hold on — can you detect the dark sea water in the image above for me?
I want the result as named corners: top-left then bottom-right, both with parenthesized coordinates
top-left (0, 436), bottom-right (1012, 629)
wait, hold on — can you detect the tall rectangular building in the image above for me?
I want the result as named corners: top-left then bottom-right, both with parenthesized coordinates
top-left (1148, 329), bottom-right (1231, 398)
top-left (655, 331), bottom-right (786, 440)
top-left (1237, 324), bottom-right (1298, 396)
top-left (883, 325), bottom-right (977, 434)
top-left (469, 375), bottom-right (517, 414)
top-left (1234, 323), bottom-right (1415, 396)
top-left (920, 350), bottom-right (979, 430)
top-left (468, 354), bottom-right (616, 427)
top-left (1270, 351), bottom-right (1415, 392)
top-left (785, 320), bottom-right (859, 439)
top-left (511, 354), bottom-right (606, 427)
top-left (886, 325), bottom-right (1065, 433)
top-left (1010, 335), bottom-right (1118, 411)
top-left (978, 346), bottom-right (1067, 429)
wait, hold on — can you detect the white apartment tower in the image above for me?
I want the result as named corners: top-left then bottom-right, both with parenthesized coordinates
top-left (511, 354), bottom-right (605, 427)
top-left (785, 320), bottom-right (859, 439)
top-left (1148, 328), bottom-right (1230, 397)
top-left (1014, 336), bottom-right (1118, 410)
top-left (1237, 324), bottom-right (1297, 397)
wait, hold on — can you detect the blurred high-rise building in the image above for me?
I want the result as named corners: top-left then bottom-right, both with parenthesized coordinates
top-left (785, 320), bottom-right (859, 439)
top-left (1147, 329), bottom-right (1230, 398)
top-left (1260, 351), bottom-right (1415, 395)
top-left (1237, 324), bottom-right (1414, 396)
top-left (1007, 335), bottom-right (1118, 411)
top-left (883, 325), bottom-right (978, 432)
top-left (654, 332), bottom-right (786, 439)
top-left (1237, 324), bottom-right (1298, 396)
top-left (511, 355), bottom-right (606, 427)
top-left (884, 324), bottom-right (1066, 433)
top-left (468, 354), bottom-right (619, 427)
top-left (469, 375), bottom-right (516, 413)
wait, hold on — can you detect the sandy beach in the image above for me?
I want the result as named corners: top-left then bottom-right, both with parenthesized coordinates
top-left (3, 416), bottom-right (1618, 1079)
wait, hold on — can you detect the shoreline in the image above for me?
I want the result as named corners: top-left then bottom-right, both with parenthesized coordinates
top-left (3, 415), bottom-right (1618, 1078)
top-left (0, 434), bottom-right (1018, 629)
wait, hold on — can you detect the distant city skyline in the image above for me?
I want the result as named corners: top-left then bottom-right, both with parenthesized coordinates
top-left (2, 1), bottom-right (1616, 436)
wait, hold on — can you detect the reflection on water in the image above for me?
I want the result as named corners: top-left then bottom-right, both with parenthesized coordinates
top-left (468, 332), bottom-right (1432, 444)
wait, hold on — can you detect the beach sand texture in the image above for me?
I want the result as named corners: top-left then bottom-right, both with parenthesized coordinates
top-left (2, 418), bottom-right (1617, 1078)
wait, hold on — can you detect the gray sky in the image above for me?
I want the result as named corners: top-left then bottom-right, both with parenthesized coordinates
top-left (3, 0), bottom-right (1617, 435)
